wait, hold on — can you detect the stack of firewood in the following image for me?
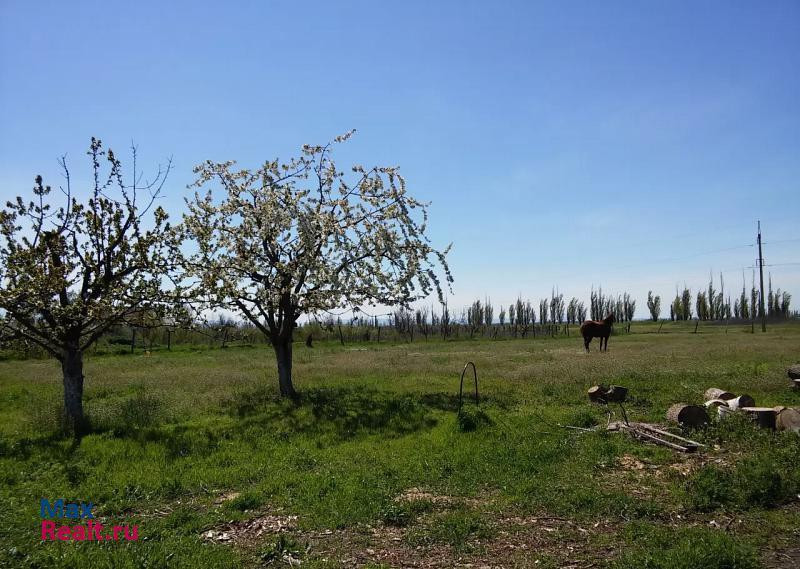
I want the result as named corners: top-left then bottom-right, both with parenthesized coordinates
top-left (691, 387), bottom-right (800, 433)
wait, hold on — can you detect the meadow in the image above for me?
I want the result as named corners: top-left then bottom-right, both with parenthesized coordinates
top-left (1, 321), bottom-right (799, 568)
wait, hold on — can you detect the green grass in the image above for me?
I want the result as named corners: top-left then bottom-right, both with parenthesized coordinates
top-left (1, 320), bottom-right (799, 567)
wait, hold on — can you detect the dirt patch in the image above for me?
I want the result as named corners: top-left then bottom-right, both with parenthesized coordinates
top-left (311, 515), bottom-right (618, 568)
top-left (394, 487), bottom-right (496, 508)
top-left (212, 491), bottom-right (241, 506)
top-left (764, 546), bottom-right (800, 569)
top-left (203, 512), bottom-right (299, 545)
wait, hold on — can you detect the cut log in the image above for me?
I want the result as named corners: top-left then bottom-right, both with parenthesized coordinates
top-left (727, 394), bottom-right (755, 410)
top-left (705, 388), bottom-right (735, 401)
top-left (740, 406), bottom-right (777, 430)
top-left (718, 404), bottom-right (735, 420)
top-left (793, 379), bottom-right (800, 391)
top-left (705, 398), bottom-right (728, 410)
top-left (774, 407), bottom-right (800, 433)
top-left (787, 364), bottom-right (800, 380)
top-left (588, 385), bottom-right (609, 403)
top-left (666, 403), bottom-right (709, 428)
top-left (606, 385), bottom-right (628, 403)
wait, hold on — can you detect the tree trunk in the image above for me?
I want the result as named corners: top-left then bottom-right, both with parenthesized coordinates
top-left (62, 348), bottom-right (87, 435)
top-left (588, 385), bottom-right (609, 403)
top-left (272, 337), bottom-right (297, 399)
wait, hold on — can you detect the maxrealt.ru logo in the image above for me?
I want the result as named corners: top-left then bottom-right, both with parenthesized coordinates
top-left (40, 499), bottom-right (138, 541)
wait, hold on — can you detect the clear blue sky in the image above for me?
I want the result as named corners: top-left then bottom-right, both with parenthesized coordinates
top-left (2, 0), bottom-right (798, 318)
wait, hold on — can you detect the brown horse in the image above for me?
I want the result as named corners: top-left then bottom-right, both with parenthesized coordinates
top-left (580, 314), bottom-right (616, 352)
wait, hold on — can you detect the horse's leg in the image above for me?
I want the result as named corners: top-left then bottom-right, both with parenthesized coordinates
top-left (604, 335), bottom-right (609, 351)
top-left (584, 336), bottom-right (590, 352)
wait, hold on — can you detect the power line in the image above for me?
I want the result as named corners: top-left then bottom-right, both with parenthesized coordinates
top-left (762, 237), bottom-right (800, 246)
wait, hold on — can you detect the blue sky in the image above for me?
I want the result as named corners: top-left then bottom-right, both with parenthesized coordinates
top-left (2, 0), bottom-right (798, 318)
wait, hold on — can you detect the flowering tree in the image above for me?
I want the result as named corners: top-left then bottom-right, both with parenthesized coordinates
top-left (182, 132), bottom-right (452, 398)
top-left (0, 139), bottom-right (176, 433)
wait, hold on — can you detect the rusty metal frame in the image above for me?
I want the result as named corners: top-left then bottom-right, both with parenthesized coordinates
top-left (458, 361), bottom-right (479, 414)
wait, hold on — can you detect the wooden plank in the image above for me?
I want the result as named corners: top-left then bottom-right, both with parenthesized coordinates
top-left (633, 423), bottom-right (704, 448)
top-left (619, 424), bottom-right (695, 452)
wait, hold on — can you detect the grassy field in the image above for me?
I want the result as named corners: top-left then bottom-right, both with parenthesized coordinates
top-left (1, 321), bottom-right (799, 568)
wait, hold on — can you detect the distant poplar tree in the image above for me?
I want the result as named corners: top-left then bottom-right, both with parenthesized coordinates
top-left (484, 297), bottom-right (494, 328)
top-left (696, 291), bottom-right (709, 321)
top-left (681, 286), bottom-right (693, 320)
top-left (515, 297), bottom-right (534, 338)
top-left (538, 298), bottom-right (549, 328)
top-left (647, 291), bottom-right (661, 321)
top-left (577, 301), bottom-right (587, 323)
top-left (623, 293), bottom-right (636, 329)
top-left (566, 297), bottom-right (578, 325)
top-left (467, 300), bottom-right (484, 338)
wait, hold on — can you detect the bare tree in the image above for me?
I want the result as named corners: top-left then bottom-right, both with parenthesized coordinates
top-left (484, 296), bottom-right (494, 337)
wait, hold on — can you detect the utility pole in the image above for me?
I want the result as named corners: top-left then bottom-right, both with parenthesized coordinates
top-left (757, 220), bottom-right (766, 332)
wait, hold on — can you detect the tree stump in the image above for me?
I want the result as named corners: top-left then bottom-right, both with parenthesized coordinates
top-left (740, 407), bottom-right (776, 430)
top-left (666, 404), bottom-right (709, 428)
top-left (787, 365), bottom-right (800, 380)
top-left (794, 379), bottom-right (800, 391)
top-left (727, 394), bottom-right (755, 410)
top-left (774, 407), bottom-right (800, 433)
top-left (704, 388), bottom-right (735, 401)
top-left (606, 385), bottom-right (628, 403)
top-left (588, 385), bottom-right (609, 403)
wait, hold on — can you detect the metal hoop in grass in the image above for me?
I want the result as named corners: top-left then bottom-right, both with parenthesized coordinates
top-left (458, 361), bottom-right (479, 415)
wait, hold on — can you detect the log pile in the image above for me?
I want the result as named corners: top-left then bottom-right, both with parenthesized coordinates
top-left (703, 386), bottom-right (800, 433)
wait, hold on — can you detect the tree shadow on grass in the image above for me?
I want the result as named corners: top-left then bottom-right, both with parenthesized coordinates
top-left (417, 391), bottom-right (514, 412)
top-left (226, 386), bottom-right (440, 440)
